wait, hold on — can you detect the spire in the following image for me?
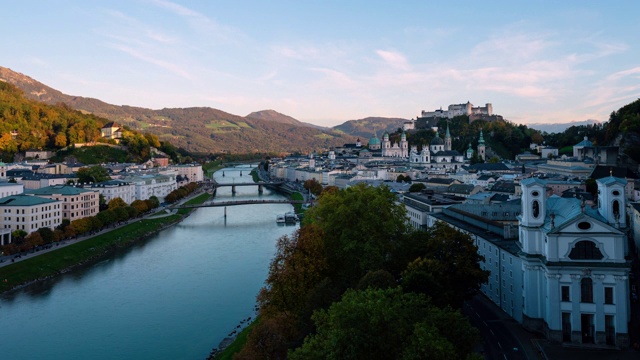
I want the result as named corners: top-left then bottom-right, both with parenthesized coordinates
top-left (445, 122), bottom-right (451, 139)
top-left (478, 129), bottom-right (485, 145)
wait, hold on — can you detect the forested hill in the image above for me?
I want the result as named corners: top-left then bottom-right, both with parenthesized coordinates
top-left (0, 66), bottom-right (357, 154)
top-left (0, 81), bottom-right (167, 163)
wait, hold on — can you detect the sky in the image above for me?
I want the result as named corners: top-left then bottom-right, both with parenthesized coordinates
top-left (2, 1), bottom-right (639, 127)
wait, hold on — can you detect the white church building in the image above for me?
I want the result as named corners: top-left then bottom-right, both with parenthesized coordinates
top-left (423, 176), bottom-right (632, 347)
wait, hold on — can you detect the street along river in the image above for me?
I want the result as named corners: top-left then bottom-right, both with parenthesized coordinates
top-left (0, 166), bottom-right (298, 359)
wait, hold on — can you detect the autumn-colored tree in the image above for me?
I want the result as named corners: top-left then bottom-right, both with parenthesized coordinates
top-left (303, 179), bottom-right (323, 196)
top-left (131, 200), bottom-right (149, 214)
top-left (107, 197), bottom-right (128, 209)
top-left (258, 224), bottom-right (328, 318)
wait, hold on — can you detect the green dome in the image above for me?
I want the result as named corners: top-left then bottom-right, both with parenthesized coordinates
top-left (431, 135), bottom-right (444, 145)
top-left (369, 136), bottom-right (381, 145)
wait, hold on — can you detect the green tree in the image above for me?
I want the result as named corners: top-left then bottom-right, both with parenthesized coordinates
top-left (402, 222), bottom-right (489, 308)
top-left (36, 227), bottom-right (55, 244)
top-left (76, 165), bottom-right (110, 184)
top-left (289, 287), bottom-right (477, 360)
top-left (408, 183), bottom-right (426, 193)
top-left (303, 183), bottom-right (408, 287)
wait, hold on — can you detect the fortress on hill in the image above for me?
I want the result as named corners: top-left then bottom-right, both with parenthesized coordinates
top-left (416, 101), bottom-right (504, 128)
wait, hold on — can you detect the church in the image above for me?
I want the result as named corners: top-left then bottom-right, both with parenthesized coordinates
top-left (517, 176), bottom-right (630, 346)
top-left (423, 176), bottom-right (632, 347)
top-left (409, 123), bottom-right (466, 170)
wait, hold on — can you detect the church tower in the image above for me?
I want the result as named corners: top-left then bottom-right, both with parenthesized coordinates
top-left (477, 129), bottom-right (486, 161)
top-left (519, 177), bottom-right (547, 254)
top-left (400, 132), bottom-right (408, 157)
top-left (466, 143), bottom-right (473, 159)
top-left (597, 176), bottom-right (627, 228)
top-left (444, 122), bottom-right (452, 151)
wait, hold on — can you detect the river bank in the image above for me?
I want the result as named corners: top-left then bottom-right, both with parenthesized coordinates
top-left (0, 193), bottom-right (210, 294)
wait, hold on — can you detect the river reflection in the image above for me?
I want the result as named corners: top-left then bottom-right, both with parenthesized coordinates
top-left (0, 167), bottom-right (297, 360)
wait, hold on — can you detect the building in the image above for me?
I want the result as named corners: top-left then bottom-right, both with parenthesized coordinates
top-left (121, 173), bottom-right (178, 202)
top-left (420, 101), bottom-right (493, 119)
top-left (0, 194), bottom-right (62, 234)
top-left (22, 174), bottom-right (75, 190)
top-left (100, 122), bottom-right (123, 142)
top-left (87, 180), bottom-right (136, 205)
top-left (381, 132), bottom-right (408, 158)
top-left (517, 177), bottom-right (630, 346)
top-left (0, 182), bottom-right (24, 198)
top-left (168, 164), bottom-right (204, 184)
top-left (25, 149), bottom-right (54, 160)
top-left (425, 176), bottom-right (631, 347)
top-left (27, 185), bottom-right (99, 221)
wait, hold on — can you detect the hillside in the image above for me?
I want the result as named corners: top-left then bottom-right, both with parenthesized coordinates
top-left (333, 117), bottom-right (408, 139)
top-left (0, 66), bottom-right (356, 154)
top-left (246, 109), bottom-right (325, 129)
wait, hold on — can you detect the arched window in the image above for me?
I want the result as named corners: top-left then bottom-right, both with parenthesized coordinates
top-left (581, 277), bottom-right (593, 303)
top-left (613, 200), bottom-right (620, 218)
top-left (532, 200), bottom-right (540, 218)
top-left (568, 241), bottom-right (604, 260)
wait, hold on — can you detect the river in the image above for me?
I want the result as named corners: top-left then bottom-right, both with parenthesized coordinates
top-left (0, 166), bottom-right (298, 360)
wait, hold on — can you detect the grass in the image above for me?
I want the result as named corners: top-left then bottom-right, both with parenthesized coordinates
top-left (0, 215), bottom-right (181, 293)
top-left (203, 160), bottom-right (225, 177)
top-left (0, 193), bottom-right (212, 294)
top-left (215, 316), bottom-right (261, 360)
top-left (206, 120), bottom-right (241, 130)
top-left (291, 192), bottom-right (304, 213)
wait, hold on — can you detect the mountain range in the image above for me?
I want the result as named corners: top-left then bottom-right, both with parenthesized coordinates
top-left (0, 66), bottom-right (409, 154)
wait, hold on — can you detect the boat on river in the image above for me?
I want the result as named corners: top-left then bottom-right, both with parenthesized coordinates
top-left (276, 214), bottom-right (286, 224)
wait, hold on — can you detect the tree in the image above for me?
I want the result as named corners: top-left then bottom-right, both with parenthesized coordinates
top-left (303, 178), bottom-right (323, 196)
top-left (147, 196), bottom-right (160, 209)
top-left (257, 224), bottom-right (328, 318)
top-left (402, 222), bottom-right (489, 308)
top-left (408, 183), bottom-right (426, 193)
top-left (131, 199), bottom-right (149, 214)
top-left (289, 287), bottom-right (477, 360)
top-left (36, 227), bottom-right (55, 244)
top-left (303, 183), bottom-right (408, 287)
top-left (107, 197), bottom-right (127, 209)
top-left (76, 165), bottom-right (110, 184)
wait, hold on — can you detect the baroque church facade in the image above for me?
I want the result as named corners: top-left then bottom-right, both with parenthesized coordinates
top-left (518, 176), bottom-right (630, 346)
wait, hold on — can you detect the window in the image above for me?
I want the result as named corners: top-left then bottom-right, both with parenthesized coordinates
top-left (569, 241), bottom-right (604, 260)
top-left (581, 278), bottom-right (593, 303)
top-left (561, 286), bottom-right (570, 302)
top-left (532, 200), bottom-right (540, 218)
top-left (604, 287), bottom-right (614, 304)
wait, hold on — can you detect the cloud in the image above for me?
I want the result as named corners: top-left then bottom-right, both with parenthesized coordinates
top-left (109, 44), bottom-right (191, 79)
top-left (376, 50), bottom-right (410, 71)
top-left (147, 0), bottom-right (247, 44)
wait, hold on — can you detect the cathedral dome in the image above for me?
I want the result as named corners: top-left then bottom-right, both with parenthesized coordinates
top-left (369, 136), bottom-right (381, 146)
top-left (431, 135), bottom-right (444, 145)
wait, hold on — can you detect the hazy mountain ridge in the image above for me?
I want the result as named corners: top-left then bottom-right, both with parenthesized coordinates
top-left (0, 66), bottom-right (356, 153)
top-left (527, 119), bottom-right (602, 134)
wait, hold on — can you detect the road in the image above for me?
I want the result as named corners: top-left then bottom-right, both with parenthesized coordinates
top-left (464, 295), bottom-right (535, 360)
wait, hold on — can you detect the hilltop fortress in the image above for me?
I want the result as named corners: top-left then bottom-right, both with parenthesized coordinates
top-left (415, 101), bottom-right (504, 128)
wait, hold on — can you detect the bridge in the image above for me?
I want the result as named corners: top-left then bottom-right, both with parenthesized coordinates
top-left (202, 179), bottom-right (284, 194)
top-left (179, 199), bottom-right (305, 209)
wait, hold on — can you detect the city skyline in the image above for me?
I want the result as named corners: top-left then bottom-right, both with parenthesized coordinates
top-left (2, 1), bottom-right (639, 127)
